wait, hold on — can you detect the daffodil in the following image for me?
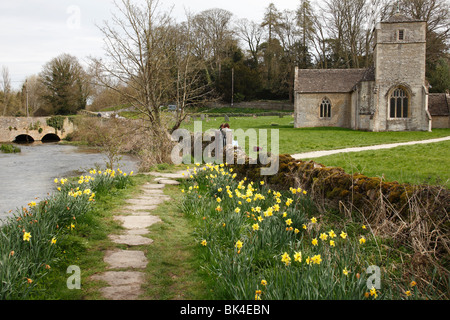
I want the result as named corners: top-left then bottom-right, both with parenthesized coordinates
top-left (285, 218), bottom-right (292, 226)
top-left (330, 240), bottom-right (335, 247)
top-left (23, 232), bottom-right (32, 242)
top-left (294, 251), bottom-right (302, 263)
top-left (235, 240), bottom-right (243, 249)
top-left (281, 252), bottom-right (291, 266)
top-left (311, 254), bottom-right (322, 265)
top-left (340, 231), bottom-right (347, 239)
top-left (328, 230), bottom-right (336, 238)
top-left (369, 287), bottom-right (378, 298)
top-left (201, 239), bottom-right (207, 246)
top-left (261, 279), bottom-right (267, 286)
top-left (359, 236), bottom-right (366, 244)
top-left (312, 238), bottom-right (318, 246)
top-left (235, 207), bottom-right (241, 213)
top-left (319, 233), bottom-right (328, 241)
top-left (310, 217), bottom-right (317, 224)
top-left (343, 268), bottom-right (349, 276)
top-left (51, 237), bottom-right (57, 245)
top-left (252, 223), bottom-right (259, 231)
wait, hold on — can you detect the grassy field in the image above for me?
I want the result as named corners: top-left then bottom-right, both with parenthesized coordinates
top-left (180, 116), bottom-right (450, 154)
top-left (308, 140), bottom-right (450, 187)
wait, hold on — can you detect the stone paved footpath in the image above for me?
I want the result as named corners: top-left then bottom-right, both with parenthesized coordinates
top-left (90, 170), bottom-right (188, 300)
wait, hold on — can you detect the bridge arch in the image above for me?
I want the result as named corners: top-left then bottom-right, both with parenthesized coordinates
top-left (13, 134), bottom-right (35, 143)
top-left (41, 133), bottom-right (61, 143)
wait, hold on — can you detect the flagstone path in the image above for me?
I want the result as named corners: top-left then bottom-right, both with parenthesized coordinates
top-left (90, 170), bottom-right (188, 300)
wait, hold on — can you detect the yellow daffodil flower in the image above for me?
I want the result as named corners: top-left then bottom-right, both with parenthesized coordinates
top-left (23, 232), bottom-right (32, 242)
top-left (319, 233), bottom-right (328, 241)
top-left (281, 252), bottom-right (291, 266)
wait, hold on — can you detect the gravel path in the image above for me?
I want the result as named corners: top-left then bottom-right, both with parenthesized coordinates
top-left (291, 136), bottom-right (450, 160)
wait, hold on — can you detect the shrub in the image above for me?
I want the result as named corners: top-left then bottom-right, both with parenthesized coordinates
top-left (0, 144), bottom-right (21, 153)
top-left (46, 116), bottom-right (65, 131)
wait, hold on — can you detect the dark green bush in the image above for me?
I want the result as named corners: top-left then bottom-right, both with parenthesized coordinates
top-left (0, 144), bottom-right (21, 153)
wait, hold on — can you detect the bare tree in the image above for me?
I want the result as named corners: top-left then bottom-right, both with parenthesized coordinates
top-left (170, 15), bottom-right (214, 132)
top-left (191, 8), bottom-right (234, 83)
top-left (310, 7), bottom-right (330, 68)
top-left (1, 66), bottom-right (11, 116)
top-left (90, 0), bottom-right (213, 165)
top-left (90, 0), bottom-right (174, 128)
top-left (235, 18), bottom-right (264, 66)
top-left (22, 75), bottom-right (45, 116)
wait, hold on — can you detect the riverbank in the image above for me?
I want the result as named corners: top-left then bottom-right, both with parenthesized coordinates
top-left (0, 168), bottom-right (133, 299)
top-left (0, 142), bottom-right (139, 219)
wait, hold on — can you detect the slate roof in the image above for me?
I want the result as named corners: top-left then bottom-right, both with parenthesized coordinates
top-left (428, 93), bottom-right (450, 116)
top-left (295, 68), bottom-right (373, 93)
top-left (382, 13), bottom-right (425, 24)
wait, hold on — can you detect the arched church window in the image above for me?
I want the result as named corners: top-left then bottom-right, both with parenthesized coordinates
top-left (320, 98), bottom-right (331, 118)
top-left (389, 88), bottom-right (409, 118)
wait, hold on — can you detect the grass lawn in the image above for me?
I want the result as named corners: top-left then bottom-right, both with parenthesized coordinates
top-left (180, 116), bottom-right (450, 155)
top-left (308, 140), bottom-right (450, 188)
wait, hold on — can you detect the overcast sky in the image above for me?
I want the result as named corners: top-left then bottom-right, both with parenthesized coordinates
top-left (0, 0), bottom-right (303, 90)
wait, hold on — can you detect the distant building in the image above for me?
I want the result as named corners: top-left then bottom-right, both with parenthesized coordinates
top-left (294, 13), bottom-right (449, 131)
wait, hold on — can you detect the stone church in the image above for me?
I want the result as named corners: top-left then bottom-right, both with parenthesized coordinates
top-left (294, 13), bottom-right (449, 131)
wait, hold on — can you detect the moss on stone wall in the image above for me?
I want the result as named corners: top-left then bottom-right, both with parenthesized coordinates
top-left (231, 153), bottom-right (449, 220)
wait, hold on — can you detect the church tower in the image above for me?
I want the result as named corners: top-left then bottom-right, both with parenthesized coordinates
top-left (372, 12), bottom-right (430, 131)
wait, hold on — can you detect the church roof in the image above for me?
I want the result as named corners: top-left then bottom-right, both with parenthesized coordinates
top-left (382, 13), bottom-right (425, 23)
top-left (295, 68), bottom-right (372, 93)
top-left (428, 93), bottom-right (450, 116)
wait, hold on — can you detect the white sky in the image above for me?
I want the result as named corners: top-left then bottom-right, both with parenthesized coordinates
top-left (0, 0), bottom-right (304, 90)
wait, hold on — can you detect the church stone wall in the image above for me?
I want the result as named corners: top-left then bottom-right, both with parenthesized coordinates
top-left (432, 116), bottom-right (450, 129)
top-left (294, 93), bottom-right (352, 129)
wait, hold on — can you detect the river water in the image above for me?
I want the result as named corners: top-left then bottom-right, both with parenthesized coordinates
top-left (0, 142), bottom-right (139, 221)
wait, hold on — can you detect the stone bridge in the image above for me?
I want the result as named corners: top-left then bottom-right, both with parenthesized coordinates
top-left (0, 117), bottom-right (75, 143)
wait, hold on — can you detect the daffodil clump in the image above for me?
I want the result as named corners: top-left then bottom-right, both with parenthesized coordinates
top-left (0, 168), bottom-right (132, 300)
top-left (181, 163), bottom-right (416, 300)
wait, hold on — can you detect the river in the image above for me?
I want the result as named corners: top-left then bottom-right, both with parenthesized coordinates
top-left (0, 142), bottom-right (139, 221)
